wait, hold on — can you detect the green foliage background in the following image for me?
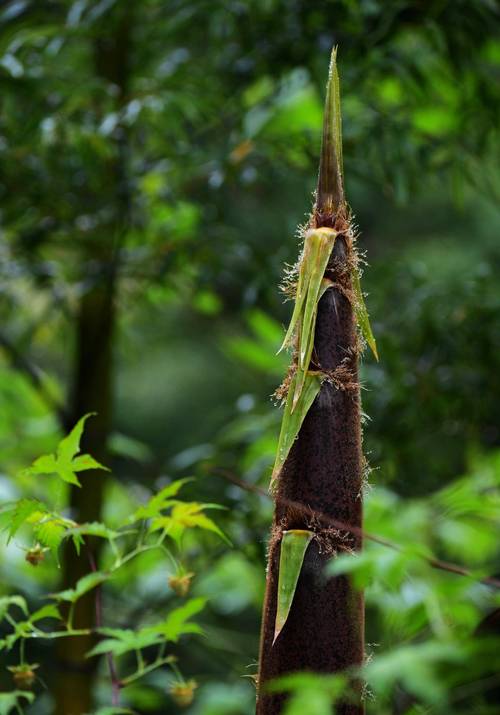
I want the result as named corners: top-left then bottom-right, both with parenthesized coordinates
top-left (0, 0), bottom-right (499, 713)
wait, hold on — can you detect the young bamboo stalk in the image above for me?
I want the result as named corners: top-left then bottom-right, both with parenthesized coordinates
top-left (256, 49), bottom-right (369, 715)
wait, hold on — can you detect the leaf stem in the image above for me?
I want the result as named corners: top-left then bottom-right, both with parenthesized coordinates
top-left (120, 656), bottom-right (174, 686)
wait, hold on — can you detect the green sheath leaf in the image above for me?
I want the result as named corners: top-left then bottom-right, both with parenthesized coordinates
top-left (274, 530), bottom-right (314, 644)
top-left (278, 235), bottom-right (318, 353)
top-left (272, 372), bottom-right (321, 486)
top-left (291, 277), bottom-right (333, 410)
top-left (298, 230), bottom-right (336, 368)
top-left (352, 269), bottom-right (378, 361)
top-left (293, 230), bottom-right (336, 411)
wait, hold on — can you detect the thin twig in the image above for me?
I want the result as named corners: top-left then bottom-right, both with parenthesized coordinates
top-left (87, 546), bottom-right (122, 705)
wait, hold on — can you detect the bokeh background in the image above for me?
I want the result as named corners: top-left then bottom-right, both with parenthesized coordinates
top-left (1, 1), bottom-right (499, 713)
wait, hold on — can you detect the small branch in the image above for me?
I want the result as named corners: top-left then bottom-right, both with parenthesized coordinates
top-left (28, 628), bottom-right (92, 639)
top-left (120, 655), bottom-right (174, 687)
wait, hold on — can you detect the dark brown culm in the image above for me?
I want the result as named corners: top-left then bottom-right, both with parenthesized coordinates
top-left (256, 49), bottom-right (366, 715)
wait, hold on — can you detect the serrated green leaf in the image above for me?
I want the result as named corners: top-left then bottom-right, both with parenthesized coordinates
top-left (352, 269), bottom-right (378, 361)
top-left (26, 454), bottom-right (58, 475)
top-left (171, 503), bottom-right (230, 543)
top-left (133, 478), bottom-right (194, 520)
top-left (29, 604), bottom-right (60, 623)
top-left (1, 499), bottom-right (44, 543)
top-left (0, 596), bottom-right (28, 621)
top-left (272, 372), bottom-right (321, 486)
top-left (57, 412), bottom-right (96, 463)
top-left (151, 597), bottom-right (206, 642)
top-left (151, 502), bottom-right (229, 546)
top-left (33, 518), bottom-right (66, 558)
top-left (274, 530), bottom-right (313, 644)
top-left (24, 453), bottom-right (80, 485)
top-left (51, 571), bottom-right (108, 603)
top-left (87, 625), bottom-right (165, 658)
top-left (22, 413), bottom-right (108, 489)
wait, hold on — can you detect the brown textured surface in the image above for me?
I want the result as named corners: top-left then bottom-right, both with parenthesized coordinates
top-left (256, 234), bottom-right (364, 714)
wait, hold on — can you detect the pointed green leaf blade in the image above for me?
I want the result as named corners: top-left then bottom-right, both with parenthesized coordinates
top-left (51, 571), bottom-right (108, 603)
top-left (133, 477), bottom-right (195, 520)
top-left (331, 47), bottom-right (343, 186)
top-left (279, 236), bottom-right (318, 353)
top-left (71, 454), bottom-right (110, 473)
top-left (150, 596), bottom-right (207, 642)
top-left (352, 269), bottom-right (378, 361)
top-left (274, 530), bottom-right (314, 644)
top-left (24, 453), bottom-right (58, 476)
top-left (316, 46), bottom-right (344, 217)
top-left (29, 604), bottom-right (60, 623)
top-left (272, 373), bottom-right (321, 486)
top-left (55, 465), bottom-right (81, 487)
top-left (291, 278), bottom-right (334, 414)
top-left (0, 596), bottom-right (28, 620)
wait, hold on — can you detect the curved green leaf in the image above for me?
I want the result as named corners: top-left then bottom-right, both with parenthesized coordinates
top-left (272, 372), bottom-right (321, 487)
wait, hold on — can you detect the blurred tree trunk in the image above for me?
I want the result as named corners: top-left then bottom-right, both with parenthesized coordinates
top-left (54, 8), bottom-right (132, 715)
top-left (256, 55), bottom-right (365, 715)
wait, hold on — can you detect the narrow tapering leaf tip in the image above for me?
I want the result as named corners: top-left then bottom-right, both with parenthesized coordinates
top-left (316, 45), bottom-right (344, 220)
top-left (327, 45), bottom-right (338, 80)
